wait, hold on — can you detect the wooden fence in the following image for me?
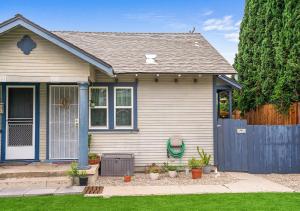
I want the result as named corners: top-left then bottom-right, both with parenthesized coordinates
top-left (217, 119), bottom-right (300, 173)
top-left (233, 102), bottom-right (300, 125)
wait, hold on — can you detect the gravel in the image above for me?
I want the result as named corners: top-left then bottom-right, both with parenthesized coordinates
top-left (96, 172), bottom-right (239, 186)
top-left (259, 174), bottom-right (300, 192)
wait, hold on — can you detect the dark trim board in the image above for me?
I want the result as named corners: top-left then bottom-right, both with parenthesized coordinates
top-left (217, 75), bottom-right (241, 90)
top-left (0, 83), bottom-right (40, 161)
top-left (212, 75), bottom-right (218, 165)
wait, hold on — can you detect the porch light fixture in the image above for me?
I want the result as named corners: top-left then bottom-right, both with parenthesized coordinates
top-left (155, 74), bottom-right (159, 82)
top-left (114, 74), bottom-right (118, 82)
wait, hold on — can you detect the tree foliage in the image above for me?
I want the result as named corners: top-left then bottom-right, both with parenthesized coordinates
top-left (234, 0), bottom-right (300, 114)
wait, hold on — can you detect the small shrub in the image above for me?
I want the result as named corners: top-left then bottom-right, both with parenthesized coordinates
top-left (88, 153), bottom-right (99, 160)
top-left (163, 162), bottom-right (178, 172)
top-left (197, 147), bottom-right (211, 166)
top-left (79, 170), bottom-right (87, 178)
top-left (146, 163), bottom-right (161, 174)
top-left (188, 157), bottom-right (202, 169)
top-left (68, 162), bottom-right (79, 177)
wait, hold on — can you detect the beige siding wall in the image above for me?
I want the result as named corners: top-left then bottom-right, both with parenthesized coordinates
top-left (0, 27), bottom-right (90, 82)
top-left (90, 73), bottom-right (214, 167)
top-left (39, 83), bottom-right (47, 160)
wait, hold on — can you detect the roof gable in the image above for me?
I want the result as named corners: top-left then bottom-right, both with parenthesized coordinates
top-left (0, 14), bottom-right (113, 76)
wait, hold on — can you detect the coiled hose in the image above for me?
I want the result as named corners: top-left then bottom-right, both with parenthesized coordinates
top-left (166, 138), bottom-right (185, 158)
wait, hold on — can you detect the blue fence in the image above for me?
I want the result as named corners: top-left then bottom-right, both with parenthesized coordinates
top-left (217, 119), bottom-right (300, 173)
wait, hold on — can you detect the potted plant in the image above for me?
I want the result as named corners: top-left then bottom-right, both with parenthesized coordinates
top-left (197, 147), bottom-right (212, 174)
top-left (124, 170), bottom-right (132, 182)
top-left (147, 163), bottom-right (160, 180)
top-left (88, 153), bottom-right (100, 165)
top-left (164, 163), bottom-right (178, 178)
top-left (79, 170), bottom-right (88, 186)
top-left (188, 157), bottom-right (203, 179)
top-left (68, 162), bottom-right (79, 185)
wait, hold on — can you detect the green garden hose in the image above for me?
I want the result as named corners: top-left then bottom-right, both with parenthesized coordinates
top-left (166, 138), bottom-right (185, 158)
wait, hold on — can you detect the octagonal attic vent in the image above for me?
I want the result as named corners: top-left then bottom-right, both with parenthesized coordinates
top-left (145, 54), bottom-right (157, 64)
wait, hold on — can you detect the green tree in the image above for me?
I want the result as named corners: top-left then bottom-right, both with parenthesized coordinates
top-left (272, 0), bottom-right (300, 113)
top-left (234, 0), bottom-right (299, 114)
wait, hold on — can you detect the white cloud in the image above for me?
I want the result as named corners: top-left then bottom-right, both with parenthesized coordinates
top-left (203, 16), bottom-right (241, 32)
top-left (235, 20), bottom-right (242, 27)
top-left (224, 32), bottom-right (239, 43)
top-left (202, 10), bottom-right (213, 16)
top-left (203, 16), bottom-right (235, 31)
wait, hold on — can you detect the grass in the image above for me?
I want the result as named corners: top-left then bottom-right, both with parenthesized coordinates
top-left (0, 193), bottom-right (300, 211)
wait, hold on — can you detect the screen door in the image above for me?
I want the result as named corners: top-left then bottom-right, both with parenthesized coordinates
top-left (6, 86), bottom-right (35, 160)
top-left (49, 85), bottom-right (79, 159)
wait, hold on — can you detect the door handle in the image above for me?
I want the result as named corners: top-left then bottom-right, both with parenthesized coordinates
top-left (75, 118), bottom-right (79, 126)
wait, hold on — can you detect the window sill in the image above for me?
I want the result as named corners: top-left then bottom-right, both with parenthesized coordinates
top-left (89, 128), bottom-right (139, 134)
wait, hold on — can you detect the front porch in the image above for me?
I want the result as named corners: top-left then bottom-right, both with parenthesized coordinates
top-left (0, 83), bottom-right (90, 169)
top-left (0, 162), bottom-right (99, 189)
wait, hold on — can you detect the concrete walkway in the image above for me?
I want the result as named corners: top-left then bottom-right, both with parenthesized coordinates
top-left (0, 173), bottom-right (294, 197)
top-left (100, 172), bottom-right (294, 197)
top-left (0, 186), bottom-right (85, 197)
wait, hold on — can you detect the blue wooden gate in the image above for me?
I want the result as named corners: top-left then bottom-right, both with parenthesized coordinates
top-left (217, 119), bottom-right (300, 173)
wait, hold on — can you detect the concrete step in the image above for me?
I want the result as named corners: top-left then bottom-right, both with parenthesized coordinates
top-left (0, 176), bottom-right (72, 189)
top-left (0, 170), bottom-right (68, 179)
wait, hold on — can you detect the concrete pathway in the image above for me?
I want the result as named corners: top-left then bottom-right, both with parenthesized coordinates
top-left (0, 186), bottom-right (85, 197)
top-left (0, 173), bottom-right (294, 197)
top-left (100, 172), bottom-right (294, 197)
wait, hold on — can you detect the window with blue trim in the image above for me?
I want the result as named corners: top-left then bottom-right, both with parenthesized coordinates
top-left (89, 87), bottom-right (108, 129)
top-left (89, 83), bottom-right (137, 131)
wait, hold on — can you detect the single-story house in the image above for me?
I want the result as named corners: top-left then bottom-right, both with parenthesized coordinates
top-left (0, 14), bottom-right (239, 169)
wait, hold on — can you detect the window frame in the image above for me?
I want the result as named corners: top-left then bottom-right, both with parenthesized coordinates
top-left (89, 86), bottom-right (109, 129)
top-left (114, 86), bottom-right (134, 129)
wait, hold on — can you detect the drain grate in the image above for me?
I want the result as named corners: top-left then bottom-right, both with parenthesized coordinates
top-left (84, 186), bottom-right (104, 194)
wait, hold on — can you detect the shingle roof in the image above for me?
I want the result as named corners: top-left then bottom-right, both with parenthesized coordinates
top-left (52, 31), bottom-right (236, 74)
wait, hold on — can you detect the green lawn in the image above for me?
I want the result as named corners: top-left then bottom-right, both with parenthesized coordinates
top-left (1, 193), bottom-right (300, 211)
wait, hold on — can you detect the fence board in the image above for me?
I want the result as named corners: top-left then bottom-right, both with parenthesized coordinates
top-left (233, 102), bottom-right (300, 125)
top-left (217, 119), bottom-right (300, 173)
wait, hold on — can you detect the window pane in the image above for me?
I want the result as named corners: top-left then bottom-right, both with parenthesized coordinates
top-left (116, 89), bottom-right (131, 106)
top-left (91, 88), bottom-right (106, 106)
top-left (91, 108), bottom-right (107, 127)
top-left (116, 108), bottom-right (132, 126)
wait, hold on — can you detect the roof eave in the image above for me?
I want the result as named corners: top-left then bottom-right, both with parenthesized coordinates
top-left (218, 75), bottom-right (241, 90)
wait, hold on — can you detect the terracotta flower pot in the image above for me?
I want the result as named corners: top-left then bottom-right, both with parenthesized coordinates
top-left (88, 156), bottom-right (100, 165)
top-left (191, 168), bottom-right (202, 179)
top-left (124, 176), bottom-right (131, 183)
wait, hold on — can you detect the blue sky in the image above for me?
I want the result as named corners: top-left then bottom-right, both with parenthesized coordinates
top-left (0, 0), bottom-right (245, 64)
